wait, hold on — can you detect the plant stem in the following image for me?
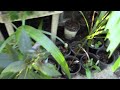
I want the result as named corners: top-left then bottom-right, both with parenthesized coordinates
top-left (90, 11), bottom-right (96, 32)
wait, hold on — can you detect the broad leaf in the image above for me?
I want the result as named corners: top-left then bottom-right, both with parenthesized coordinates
top-left (18, 69), bottom-right (51, 79)
top-left (33, 62), bottom-right (61, 77)
top-left (5, 44), bottom-right (19, 61)
top-left (17, 25), bottom-right (71, 79)
top-left (112, 56), bottom-right (120, 72)
top-left (0, 72), bottom-right (17, 79)
top-left (0, 53), bottom-right (15, 68)
top-left (0, 61), bottom-right (26, 78)
top-left (16, 29), bottom-right (32, 54)
top-left (105, 11), bottom-right (120, 57)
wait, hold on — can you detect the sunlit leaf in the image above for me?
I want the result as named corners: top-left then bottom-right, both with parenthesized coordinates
top-left (105, 11), bottom-right (120, 57)
top-left (112, 56), bottom-right (120, 72)
top-left (85, 68), bottom-right (91, 79)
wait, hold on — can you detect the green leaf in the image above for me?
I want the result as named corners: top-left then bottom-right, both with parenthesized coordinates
top-left (0, 40), bottom-right (4, 46)
top-left (105, 11), bottom-right (120, 57)
top-left (0, 72), bottom-right (17, 79)
top-left (0, 33), bottom-right (15, 53)
top-left (0, 61), bottom-right (26, 78)
top-left (16, 29), bottom-right (32, 54)
top-left (17, 25), bottom-right (71, 79)
top-left (85, 68), bottom-right (92, 79)
top-left (18, 69), bottom-right (51, 79)
top-left (112, 57), bottom-right (120, 72)
top-left (33, 62), bottom-right (61, 77)
top-left (5, 44), bottom-right (19, 61)
top-left (92, 65), bottom-right (101, 72)
top-left (0, 53), bottom-right (15, 68)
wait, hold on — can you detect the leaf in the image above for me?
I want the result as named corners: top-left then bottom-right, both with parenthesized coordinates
top-left (85, 68), bottom-right (92, 79)
top-left (0, 61), bottom-right (26, 78)
top-left (0, 53), bottom-right (15, 68)
top-left (16, 29), bottom-right (32, 55)
top-left (93, 65), bottom-right (101, 72)
top-left (5, 44), bottom-right (19, 61)
top-left (0, 33), bottom-right (15, 53)
top-left (112, 57), bottom-right (120, 72)
top-left (18, 69), bottom-right (51, 79)
top-left (105, 11), bottom-right (120, 57)
top-left (17, 25), bottom-right (71, 79)
top-left (0, 72), bottom-right (17, 79)
top-left (33, 62), bottom-right (61, 77)
top-left (0, 40), bottom-right (4, 46)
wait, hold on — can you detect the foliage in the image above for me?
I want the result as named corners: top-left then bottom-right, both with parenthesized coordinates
top-left (0, 14), bottom-right (71, 79)
top-left (104, 11), bottom-right (120, 72)
top-left (84, 58), bottom-right (101, 79)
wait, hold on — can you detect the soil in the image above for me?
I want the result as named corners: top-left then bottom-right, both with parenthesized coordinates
top-left (97, 50), bottom-right (113, 64)
top-left (65, 19), bottom-right (80, 31)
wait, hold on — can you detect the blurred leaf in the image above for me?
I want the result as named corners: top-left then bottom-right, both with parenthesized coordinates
top-left (8, 11), bottom-right (19, 20)
top-left (16, 29), bottom-right (32, 55)
top-left (0, 34), bottom-right (15, 53)
top-left (0, 72), bottom-right (17, 79)
top-left (0, 61), bottom-right (26, 78)
top-left (0, 40), bottom-right (4, 46)
top-left (5, 44), bottom-right (19, 61)
top-left (0, 53), bottom-right (15, 68)
top-left (105, 11), bottom-right (120, 57)
top-left (33, 62), bottom-right (61, 77)
top-left (112, 56), bottom-right (120, 72)
top-left (93, 65), bottom-right (101, 72)
top-left (17, 25), bottom-right (71, 79)
top-left (18, 69), bottom-right (51, 79)
top-left (85, 68), bottom-right (91, 79)
top-left (38, 18), bottom-right (43, 30)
